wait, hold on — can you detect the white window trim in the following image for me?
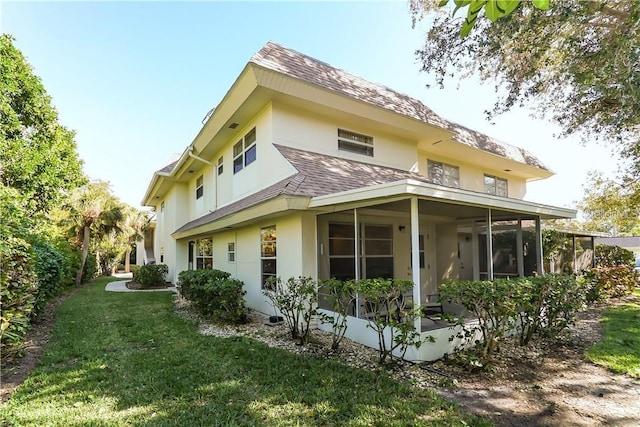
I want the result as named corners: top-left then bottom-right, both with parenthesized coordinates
top-left (484, 174), bottom-right (508, 197)
top-left (233, 127), bottom-right (257, 174)
top-left (427, 160), bottom-right (460, 188)
top-left (338, 128), bottom-right (373, 157)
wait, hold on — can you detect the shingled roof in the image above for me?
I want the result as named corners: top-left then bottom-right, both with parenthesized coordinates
top-left (173, 145), bottom-right (431, 234)
top-left (250, 41), bottom-right (550, 171)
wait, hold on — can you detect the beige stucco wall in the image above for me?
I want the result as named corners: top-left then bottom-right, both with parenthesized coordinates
top-left (418, 150), bottom-right (527, 199)
top-left (271, 103), bottom-right (419, 172)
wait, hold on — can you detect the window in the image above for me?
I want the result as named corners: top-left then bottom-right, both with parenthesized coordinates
top-left (196, 175), bottom-right (204, 199)
top-left (427, 160), bottom-right (459, 188)
top-left (338, 129), bottom-right (373, 157)
top-left (217, 156), bottom-right (223, 175)
top-left (260, 226), bottom-right (276, 289)
top-left (484, 174), bottom-right (508, 197)
top-left (233, 127), bottom-right (257, 174)
top-left (328, 223), bottom-right (394, 281)
top-left (195, 238), bottom-right (213, 269)
top-left (228, 242), bottom-right (235, 263)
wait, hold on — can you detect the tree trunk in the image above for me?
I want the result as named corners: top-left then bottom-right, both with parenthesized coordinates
top-left (124, 247), bottom-right (131, 273)
top-left (75, 225), bottom-right (91, 286)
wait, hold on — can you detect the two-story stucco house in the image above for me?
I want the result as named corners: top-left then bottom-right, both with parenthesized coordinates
top-left (141, 42), bottom-right (576, 361)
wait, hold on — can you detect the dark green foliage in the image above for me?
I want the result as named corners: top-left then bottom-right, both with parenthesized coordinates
top-left (31, 238), bottom-right (63, 316)
top-left (0, 237), bottom-right (38, 361)
top-left (517, 275), bottom-right (586, 345)
top-left (263, 276), bottom-right (318, 345)
top-left (133, 263), bottom-right (168, 288)
top-left (177, 269), bottom-right (246, 323)
top-left (0, 35), bottom-right (85, 215)
top-left (357, 278), bottom-right (424, 364)
top-left (441, 275), bottom-right (586, 367)
top-left (583, 244), bottom-right (637, 302)
top-left (595, 244), bottom-right (636, 267)
top-left (81, 251), bottom-right (98, 283)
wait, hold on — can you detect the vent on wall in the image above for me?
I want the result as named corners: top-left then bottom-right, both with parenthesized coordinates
top-left (228, 122), bottom-right (239, 129)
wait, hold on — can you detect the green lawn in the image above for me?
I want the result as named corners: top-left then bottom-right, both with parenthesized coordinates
top-left (587, 289), bottom-right (640, 378)
top-left (1, 277), bottom-right (490, 426)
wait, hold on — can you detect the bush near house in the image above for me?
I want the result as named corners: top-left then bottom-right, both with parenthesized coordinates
top-left (583, 244), bottom-right (637, 303)
top-left (132, 263), bottom-right (168, 288)
top-left (178, 269), bottom-right (246, 323)
top-left (441, 274), bottom-right (586, 367)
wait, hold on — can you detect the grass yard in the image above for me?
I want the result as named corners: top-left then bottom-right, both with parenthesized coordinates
top-left (587, 289), bottom-right (640, 378)
top-left (1, 277), bottom-right (490, 426)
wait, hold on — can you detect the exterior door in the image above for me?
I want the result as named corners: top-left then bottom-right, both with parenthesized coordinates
top-left (419, 225), bottom-right (437, 299)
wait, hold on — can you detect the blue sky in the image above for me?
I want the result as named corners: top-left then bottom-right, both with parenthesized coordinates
top-left (2, 1), bottom-right (618, 211)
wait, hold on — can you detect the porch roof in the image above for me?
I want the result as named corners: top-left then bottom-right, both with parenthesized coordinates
top-left (172, 145), bottom-right (574, 238)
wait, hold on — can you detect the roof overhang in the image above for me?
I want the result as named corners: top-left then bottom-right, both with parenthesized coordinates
top-left (171, 195), bottom-right (310, 240)
top-left (309, 179), bottom-right (576, 220)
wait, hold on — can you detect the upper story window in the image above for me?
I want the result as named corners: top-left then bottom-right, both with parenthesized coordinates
top-left (427, 160), bottom-right (459, 188)
top-left (196, 175), bottom-right (204, 199)
top-left (217, 156), bottom-right (223, 175)
top-left (233, 127), bottom-right (257, 174)
top-left (338, 129), bottom-right (373, 157)
top-left (227, 242), bottom-right (235, 263)
top-left (484, 174), bottom-right (508, 197)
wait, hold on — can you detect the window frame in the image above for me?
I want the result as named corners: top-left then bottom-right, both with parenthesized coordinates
top-left (484, 174), bottom-right (508, 197)
top-left (195, 175), bottom-right (204, 199)
top-left (195, 238), bottom-right (213, 270)
top-left (427, 160), bottom-right (460, 188)
top-left (233, 127), bottom-right (257, 174)
top-left (337, 128), bottom-right (374, 157)
top-left (260, 226), bottom-right (277, 290)
top-left (217, 156), bottom-right (224, 175)
top-left (227, 242), bottom-right (235, 263)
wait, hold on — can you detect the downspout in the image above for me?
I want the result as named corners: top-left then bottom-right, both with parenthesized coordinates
top-left (188, 147), bottom-right (217, 211)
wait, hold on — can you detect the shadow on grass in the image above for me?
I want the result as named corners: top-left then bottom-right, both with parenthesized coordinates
top-left (0, 278), bottom-right (490, 427)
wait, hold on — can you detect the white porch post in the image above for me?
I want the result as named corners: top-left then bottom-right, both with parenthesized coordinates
top-left (536, 217), bottom-right (544, 275)
top-left (410, 197), bottom-right (422, 332)
top-left (516, 219), bottom-right (524, 277)
top-left (487, 209), bottom-right (494, 280)
top-left (354, 208), bottom-right (360, 318)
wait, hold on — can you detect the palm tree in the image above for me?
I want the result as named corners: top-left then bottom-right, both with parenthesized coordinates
top-left (120, 207), bottom-right (150, 273)
top-left (61, 181), bottom-right (124, 285)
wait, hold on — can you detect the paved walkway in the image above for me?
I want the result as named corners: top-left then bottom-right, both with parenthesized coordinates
top-left (105, 274), bottom-right (177, 293)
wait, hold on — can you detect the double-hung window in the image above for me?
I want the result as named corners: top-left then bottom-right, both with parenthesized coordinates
top-left (195, 175), bottom-right (204, 199)
top-left (227, 242), bottom-right (235, 263)
top-left (260, 226), bottom-right (277, 290)
top-left (195, 238), bottom-right (213, 269)
top-left (427, 160), bottom-right (459, 188)
top-left (233, 127), bottom-right (257, 174)
top-left (338, 129), bottom-right (373, 157)
top-left (484, 174), bottom-right (508, 197)
top-left (217, 157), bottom-right (223, 175)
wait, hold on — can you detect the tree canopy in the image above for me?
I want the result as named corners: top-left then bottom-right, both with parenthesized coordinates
top-left (410, 1), bottom-right (640, 198)
top-left (0, 34), bottom-right (85, 215)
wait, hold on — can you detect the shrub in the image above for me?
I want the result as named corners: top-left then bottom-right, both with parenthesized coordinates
top-left (263, 276), bottom-right (318, 345)
top-left (133, 264), bottom-right (168, 288)
top-left (0, 237), bottom-right (38, 360)
top-left (516, 274), bottom-right (586, 345)
top-left (31, 238), bottom-right (64, 317)
top-left (318, 278), bottom-right (357, 350)
top-left (357, 278), bottom-right (424, 364)
top-left (441, 279), bottom-right (518, 367)
top-left (595, 244), bottom-right (635, 267)
top-left (81, 252), bottom-right (98, 284)
top-left (584, 266), bottom-right (636, 302)
top-left (177, 269), bottom-right (246, 323)
top-left (129, 265), bottom-right (140, 275)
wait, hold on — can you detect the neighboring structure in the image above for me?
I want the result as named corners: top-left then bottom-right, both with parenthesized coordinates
top-left (141, 42), bottom-right (576, 361)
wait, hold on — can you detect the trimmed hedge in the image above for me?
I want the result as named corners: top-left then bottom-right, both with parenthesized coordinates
top-left (133, 264), bottom-right (168, 288)
top-left (178, 269), bottom-right (246, 323)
